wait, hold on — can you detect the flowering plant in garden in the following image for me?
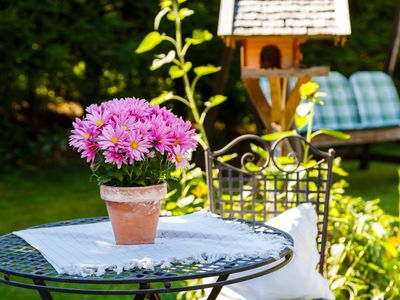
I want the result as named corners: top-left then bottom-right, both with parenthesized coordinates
top-left (69, 97), bottom-right (197, 187)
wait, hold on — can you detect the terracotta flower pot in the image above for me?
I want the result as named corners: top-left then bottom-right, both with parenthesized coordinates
top-left (100, 183), bottom-right (167, 245)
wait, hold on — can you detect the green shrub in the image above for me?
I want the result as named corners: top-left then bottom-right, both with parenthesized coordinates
top-left (328, 180), bottom-right (399, 299)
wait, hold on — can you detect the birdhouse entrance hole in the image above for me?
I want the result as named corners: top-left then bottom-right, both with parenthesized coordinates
top-left (260, 46), bottom-right (281, 69)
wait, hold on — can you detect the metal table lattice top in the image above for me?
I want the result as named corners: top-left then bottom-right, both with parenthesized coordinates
top-left (0, 216), bottom-right (293, 295)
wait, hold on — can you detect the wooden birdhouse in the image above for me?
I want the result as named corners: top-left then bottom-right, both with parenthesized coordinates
top-left (218, 0), bottom-right (351, 132)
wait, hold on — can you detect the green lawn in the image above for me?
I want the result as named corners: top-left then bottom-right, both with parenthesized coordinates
top-left (342, 160), bottom-right (399, 215)
top-left (0, 157), bottom-right (398, 299)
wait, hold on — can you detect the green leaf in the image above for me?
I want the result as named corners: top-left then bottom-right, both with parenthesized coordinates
top-left (250, 143), bottom-right (269, 160)
top-left (194, 65), bottom-right (221, 77)
top-left (97, 175), bottom-right (112, 185)
top-left (150, 50), bottom-right (175, 71)
top-left (135, 31), bottom-right (163, 54)
top-left (177, 0), bottom-right (187, 3)
top-left (217, 153), bottom-right (238, 163)
top-left (185, 29), bottom-right (213, 45)
top-left (166, 11), bottom-right (176, 21)
top-left (114, 171), bottom-right (124, 182)
top-left (160, 0), bottom-right (173, 8)
top-left (166, 201), bottom-right (177, 210)
top-left (178, 8), bottom-right (194, 19)
top-left (262, 130), bottom-right (296, 141)
top-left (312, 129), bottom-right (350, 140)
top-left (151, 91), bottom-right (174, 105)
top-left (244, 162), bottom-right (260, 172)
top-left (295, 113), bottom-right (308, 131)
top-left (183, 61), bottom-right (192, 72)
top-left (204, 95), bottom-right (227, 108)
top-left (168, 62), bottom-right (191, 79)
top-left (169, 65), bottom-right (183, 78)
top-left (154, 7), bottom-right (170, 30)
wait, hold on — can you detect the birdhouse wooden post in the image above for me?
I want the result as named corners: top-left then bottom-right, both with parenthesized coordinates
top-left (218, 0), bottom-right (351, 132)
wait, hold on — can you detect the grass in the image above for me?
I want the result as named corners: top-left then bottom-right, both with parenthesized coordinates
top-left (341, 160), bottom-right (399, 216)
top-left (0, 156), bottom-right (398, 299)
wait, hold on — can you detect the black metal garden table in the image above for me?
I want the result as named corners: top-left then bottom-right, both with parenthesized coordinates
top-left (0, 216), bottom-right (293, 300)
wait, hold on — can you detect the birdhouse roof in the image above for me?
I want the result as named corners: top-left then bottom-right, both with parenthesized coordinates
top-left (218, 0), bottom-right (351, 37)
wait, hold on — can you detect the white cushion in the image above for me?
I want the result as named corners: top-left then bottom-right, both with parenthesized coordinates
top-left (212, 203), bottom-right (334, 300)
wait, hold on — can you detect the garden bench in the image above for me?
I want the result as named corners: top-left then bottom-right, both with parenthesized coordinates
top-left (260, 71), bottom-right (400, 167)
top-left (309, 71), bottom-right (400, 148)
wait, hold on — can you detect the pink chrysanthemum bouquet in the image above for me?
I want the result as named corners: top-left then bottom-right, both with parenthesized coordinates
top-left (69, 97), bottom-right (197, 187)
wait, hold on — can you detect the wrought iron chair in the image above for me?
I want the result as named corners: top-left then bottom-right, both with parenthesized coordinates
top-left (205, 134), bottom-right (335, 274)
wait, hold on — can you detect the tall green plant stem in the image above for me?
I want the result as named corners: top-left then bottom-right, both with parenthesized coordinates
top-left (303, 102), bottom-right (314, 163)
top-left (173, 3), bottom-right (209, 147)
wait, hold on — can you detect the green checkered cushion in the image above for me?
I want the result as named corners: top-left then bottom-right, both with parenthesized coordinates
top-left (291, 72), bottom-right (363, 132)
top-left (350, 71), bottom-right (400, 129)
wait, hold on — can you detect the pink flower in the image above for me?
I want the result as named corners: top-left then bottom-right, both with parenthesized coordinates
top-left (69, 97), bottom-right (199, 185)
top-left (150, 116), bottom-right (174, 154)
top-left (125, 130), bottom-right (151, 162)
top-left (104, 148), bottom-right (126, 169)
top-left (98, 125), bottom-right (127, 150)
top-left (105, 98), bottom-right (128, 117)
top-left (69, 118), bottom-right (97, 151)
top-left (127, 97), bottom-right (151, 120)
top-left (80, 140), bottom-right (98, 163)
top-left (111, 111), bottom-right (137, 132)
top-left (85, 103), bottom-right (102, 114)
top-left (133, 120), bottom-right (152, 137)
top-left (170, 120), bottom-right (198, 151)
top-left (170, 145), bottom-right (190, 168)
top-left (86, 106), bottom-right (109, 128)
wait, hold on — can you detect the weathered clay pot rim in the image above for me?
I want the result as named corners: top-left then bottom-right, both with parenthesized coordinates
top-left (100, 182), bottom-right (166, 190)
top-left (100, 182), bottom-right (167, 203)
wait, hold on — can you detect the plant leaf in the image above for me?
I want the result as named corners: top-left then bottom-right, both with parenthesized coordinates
top-left (178, 8), bottom-right (194, 19)
top-left (151, 91), bottom-right (174, 105)
top-left (154, 7), bottom-right (170, 30)
top-left (185, 29), bottom-right (213, 45)
top-left (169, 62), bottom-right (192, 79)
top-left (194, 64), bottom-right (221, 77)
top-left (313, 129), bottom-right (351, 140)
top-left (168, 65), bottom-right (183, 78)
top-left (166, 11), bottom-right (176, 21)
top-left (217, 153), bottom-right (238, 163)
top-left (204, 95), bottom-right (227, 108)
top-left (150, 50), bottom-right (175, 71)
top-left (183, 61), bottom-right (192, 72)
top-left (295, 113), bottom-right (308, 131)
top-left (97, 175), bottom-right (112, 185)
top-left (250, 143), bottom-right (269, 160)
top-left (262, 130), bottom-right (296, 141)
top-left (160, 0), bottom-right (173, 8)
top-left (135, 31), bottom-right (163, 54)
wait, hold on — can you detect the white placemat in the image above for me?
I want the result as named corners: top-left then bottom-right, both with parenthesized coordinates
top-left (13, 211), bottom-right (290, 276)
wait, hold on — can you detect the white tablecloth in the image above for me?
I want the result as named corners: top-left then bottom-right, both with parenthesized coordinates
top-left (13, 211), bottom-right (290, 277)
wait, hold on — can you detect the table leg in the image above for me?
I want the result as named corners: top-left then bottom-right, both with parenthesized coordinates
top-left (32, 279), bottom-right (53, 300)
top-left (134, 283), bottom-right (162, 300)
top-left (207, 274), bottom-right (229, 300)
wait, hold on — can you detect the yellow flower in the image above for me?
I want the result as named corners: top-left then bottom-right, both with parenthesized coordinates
top-left (300, 82), bottom-right (319, 98)
top-left (192, 183), bottom-right (208, 198)
top-left (385, 236), bottom-right (398, 259)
